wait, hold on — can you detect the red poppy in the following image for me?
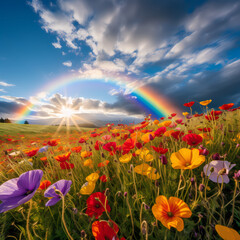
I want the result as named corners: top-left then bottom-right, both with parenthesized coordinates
top-left (211, 110), bottom-right (222, 116)
top-left (94, 140), bottom-right (103, 151)
top-left (122, 138), bottom-right (136, 154)
top-left (92, 220), bottom-right (119, 240)
top-left (154, 127), bottom-right (166, 137)
top-left (183, 101), bottom-right (195, 107)
top-left (99, 175), bottom-right (108, 182)
top-left (60, 162), bottom-right (74, 169)
top-left (171, 113), bottom-right (177, 117)
top-left (182, 134), bottom-right (203, 146)
top-left (79, 138), bottom-right (87, 143)
top-left (171, 131), bottom-right (184, 140)
top-left (86, 192), bottom-right (111, 219)
top-left (151, 146), bottom-right (168, 154)
top-left (175, 119), bottom-right (183, 124)
top-left (54, 152), bottom-right (71, 162)
top-left (71, 146), bottom-right (82, 153)
top-left (39, 180), bottom-right (51, 190)
top-left (103, 142), bottom-right (117, 155)
top-left (194, 113), bottom-right (203, 117)
top-left (47, 139), bottom-right (58, 146)
top-left (160, 117), bottom-right (165, 120)
top-left (25, 148), bottom-right (39, 157)
top-left (219, 103), bottom-right (234, 110)
top-left (168, 117), bottom-right (172, 119)
top-left (136, 142), bottom-right (143, 149)
top-left (198, 128), bottom-right (211, 132)
top-left (205, 115), bottom-right (219, 121)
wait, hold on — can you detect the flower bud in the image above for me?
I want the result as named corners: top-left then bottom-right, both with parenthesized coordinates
top-left (218, 168), bottom-right (226, 175)
top-left (236, 144), bottom-right (240, 148)
top-left (160, 155), bottom-right (168, 165)
top-left (190, 177), bottom-right (195, 185)
top-left (124, 192), bottom-right (128, 197)
top-left (81, 230), bottom-right (86, 238)
top-left (221, 142), bottom-right (225, 146)
top-left (141, 220), bottom-right (148, 235)
top-left (212, 153), bottom-right (220, 160)
top-left (202, 149), bottom-right (209, 156)
top-left (233, 170), bottom-right (240, 181)
top-left (199, 184), bottom-right (205, 192)
top-left (72, 208), bottom-right (78, 214)
top-left (101, 153), bottom-right (105, 158)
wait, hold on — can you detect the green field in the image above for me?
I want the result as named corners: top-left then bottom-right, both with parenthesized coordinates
top-left (0, 123), bottom-right (93, 136)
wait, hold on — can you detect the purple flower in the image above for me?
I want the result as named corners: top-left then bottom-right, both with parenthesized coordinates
top-left (233, 170), bottom-right (240, 181)
top-left (44, 180), bottom-right (72, 206)
top-left (0, 170), bottom-right (43, 213)
top-left (203, 161), bottom-right (236, 183)
top-left (212, 153), bottom-right (221, 160)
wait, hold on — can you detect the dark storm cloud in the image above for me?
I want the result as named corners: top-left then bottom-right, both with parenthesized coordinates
top-left (0, 101), bottom-right (22, 114)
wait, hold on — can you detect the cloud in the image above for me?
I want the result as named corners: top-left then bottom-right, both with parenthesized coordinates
top-left (0, 89), bottom-right (6, 93)
top-left (0, 81), bottom-right (15, 87)
top-left (52, 37), bottom-right (62, 49)
top-left (62, 61), bottom-right (72, 67)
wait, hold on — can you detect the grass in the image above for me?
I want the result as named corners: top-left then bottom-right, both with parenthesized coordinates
top-left (0, 107), bottom-right (240, 239)
top-left (0, 123), bottom-right (93, 136)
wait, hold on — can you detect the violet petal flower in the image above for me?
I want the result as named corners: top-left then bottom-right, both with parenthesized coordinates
top-left (203, 161), bottom-right (236, 183)
top-left (44, 180), bottom-right (72, 207)
top-left (0, 170), bottom-right (43, 213)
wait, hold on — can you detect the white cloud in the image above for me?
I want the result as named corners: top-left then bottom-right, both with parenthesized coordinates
top-left (0, 89), bottom-right (6, 93)
top-left (0, 81), bottom-right (15, 87)
top-left (63, 61), bottom-right (72, 67)
top-left (52, 37), bottom-right (62, 49)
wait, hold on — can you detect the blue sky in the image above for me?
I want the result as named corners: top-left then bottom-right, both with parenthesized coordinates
top-left (0, 0), bottom-right (240, 124)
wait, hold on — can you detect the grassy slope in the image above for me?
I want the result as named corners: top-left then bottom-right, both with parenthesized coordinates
top-left (0, 123), bottom-right (93, 136)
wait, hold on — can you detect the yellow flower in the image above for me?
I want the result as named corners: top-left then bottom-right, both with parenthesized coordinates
top-left (215, 225), bottom-right (240, 240)
top-left (164, 130), bottom-right (175, 137)
top-left (139, 148), bottom-right (154, 162)
top-left (80, 173), bottom-right (99, 195)
top-left (147, 168), bottom-right (160, 180)
top-left (170, 148), bottom-right (205, 170)
top-left (152, 196), bottom-right (192, 232)
top-left (84, 159), bottom-right (93, 168)
top-left (80, 181), bottom-right (96, 195)
top-left (119, 153), bottom-right (132, 163)
top-left (134, 163), bottom-right (152, 176)
top-left (141, 133), bottom-right (153, 143)
top-left (86, 172), bottom-right (99, 182)
top-left (199, 99), bottom-right (212, 106)
top-left (153, 120), bottom-right (159, 125)
top-left (182, 112), bottom-right (189, 116)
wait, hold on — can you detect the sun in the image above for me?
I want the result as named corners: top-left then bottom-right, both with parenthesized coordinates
top-left (60, 106), bottom-right (75, 118)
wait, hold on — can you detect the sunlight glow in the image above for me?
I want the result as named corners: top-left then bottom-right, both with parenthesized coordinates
top-left (60, 107), bottom-right (75, 118)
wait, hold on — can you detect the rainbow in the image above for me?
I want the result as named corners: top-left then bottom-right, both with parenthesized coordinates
top-left (15, 73), bottom-right (182, 123)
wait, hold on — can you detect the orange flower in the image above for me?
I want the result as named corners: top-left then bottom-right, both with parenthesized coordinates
top-left (152, 195), bottom-right (192, 231)
top-left (40, 157), bottom-right (47, 161)
top-left (98, 160), bottom-right (110, 167)
top-left (71, 146), bottom-right (82, 153)
top-left (54, 152), bottom-right (71, 162)
top-left (39, 180), bottom-right (51, 190)
top-left (199, 99), bottom-right (212, 106)
top-left (47, 139), bottom-right (59, 146)
top-left (81, 151), bottom-right (92, 158)
top-left (170, 148), bottom-right (205, 170)
top-left (219, 103), bottom-right (234, 110)
top-left (215, 225), bottom-right (240, 240)
top-left (25, 148), bottom-right (39, 157)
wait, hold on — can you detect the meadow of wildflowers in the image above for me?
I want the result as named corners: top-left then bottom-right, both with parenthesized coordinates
top-left (0, 101), bottom-right (240, 239)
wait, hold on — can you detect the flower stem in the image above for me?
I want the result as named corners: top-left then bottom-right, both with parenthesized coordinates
top-left (26, 199), bottom-right (32, 240)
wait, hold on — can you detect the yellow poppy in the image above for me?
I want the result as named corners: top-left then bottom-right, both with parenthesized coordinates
top-left (119, 153), bottom-right (132, 163)
top-left (199, 99), bottom-right (212, 106)
top-left (170, 148), bottom-right (205, 170)
top-left (153, 120), bottom-right (159, 125)
top-left (83, 159), bottom-right (93, 168)
top-left (134, 163), bottom-right (152, 176)
top-left (86, 172), bottom-right (99, 182)
top-left (158, 121), bottom-right (172, 127)
top-left (141, 133), bottom-right (153, 143)
top-left (139, 148), bottom-right (154, 162)
top-left (80, 181), bottom-right (96, 195)
top-left (182, 112), bottom-right (189, 116)
top-left (215, 225), bottom-right (240, 240)
top-left (147, 168), bottom-right (160, 180)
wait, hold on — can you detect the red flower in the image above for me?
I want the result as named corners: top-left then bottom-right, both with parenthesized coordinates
top-left (94, 140), bottom-right (103, 151)
top-left (71, 146), bottom-right (82, 153)
top-left (92, 220), bottom-right (119, 240)
top-left (54, 152), bottom-right (71, 162)
top-left (183, 101), bottom-right (195, 107)
top-left (39, 180), bottom-right (51, 190)
top-left (122, 138), bottom-right (136, 154)
top-left (205, 115), bottom-right (219, 121)
top-left (154, 127), bottom-right (166, 137)
top-left (160, 117), bottom-right (165, 120)
top-left (219, 103), bottom-right (234, 110)
top-left (103, 142), bottom-right (117, 155)
top-left (99, 175), bottom-right (108, 182)
top-left (194, 113), bottom-right (203, 117)
top-left (47, 139), bottom-right (58, 146)
top-left (86, 192), bottom-right (111, 219)
top-left (182, 134), bottom-right (203, 146)
top-left (171, 113), bottom-right (177, 117)
top-left (171, 131), bottom-right (184, 140)
top-left (60, 162), bottom-right (74, 169)
top-left (198, 128), bottom-right (211, 132)
top-left (175, 119), bottom-right (183, 124)
top-left (98, 160), bottom-right (110, 167)
top-left (25, 148), bottom-right (39, 157)
top-left (136, 142), bottom-right (143, 149)
top-left (79, 138), bottom-right (86, 143)
top-left (151, 146), bottom-right (168, 154)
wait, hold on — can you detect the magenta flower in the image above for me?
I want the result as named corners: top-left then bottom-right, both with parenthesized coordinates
top-left (44, 180), bottom-right (72, 206)
top-left (203, 161), bottom-right (236, 183)
top-left (0, 170), bottom-right (43, 213)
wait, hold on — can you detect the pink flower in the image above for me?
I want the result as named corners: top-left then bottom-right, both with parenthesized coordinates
top-left (203, 161), bottom-right (236, 183)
